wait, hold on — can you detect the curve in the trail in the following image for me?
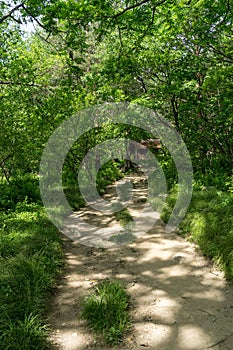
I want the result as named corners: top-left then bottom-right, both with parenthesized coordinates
top-left (62, 174), bottom-right (161, 247)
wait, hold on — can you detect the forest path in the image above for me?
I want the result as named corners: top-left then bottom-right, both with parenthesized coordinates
top-left (48, 174), bottom-right (233, 350)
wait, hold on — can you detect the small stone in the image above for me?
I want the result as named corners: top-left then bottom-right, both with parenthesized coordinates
top-left (172, 255), bottom-right (183, 263)
top-left (130, 248), bottom-right (138, 253)
top-left (137, 197), bottom-right (147, 203)
top-left (181, 294), bottom-right (191, 299)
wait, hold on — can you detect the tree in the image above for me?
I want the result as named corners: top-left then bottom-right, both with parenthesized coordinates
top-left (0, 0), bottom-right (232, 187)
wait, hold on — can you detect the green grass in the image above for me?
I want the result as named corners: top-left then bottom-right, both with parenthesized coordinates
top-left (0, 200), bottom-right (63, 349)
top-left (108, 231), bottom-right (136, 244)
top-left (108, 208), bottom-right (136, 244)
top-left (161, 187), bottom-right (233, 282)
top-left (81, 280), bottom-right (131, 345)
top-left (115, 208), bottom-right (134, 227)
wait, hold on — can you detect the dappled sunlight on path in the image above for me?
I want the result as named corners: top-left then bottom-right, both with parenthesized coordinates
top-left (48, 176), bottom-right (233, 350)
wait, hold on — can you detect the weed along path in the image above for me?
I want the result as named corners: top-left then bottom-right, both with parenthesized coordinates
top-left (48, 174), bottom-right (233, 350)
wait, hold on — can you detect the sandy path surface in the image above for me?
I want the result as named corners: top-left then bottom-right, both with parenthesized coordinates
top-left (47, 175), bottom-right (233, 350)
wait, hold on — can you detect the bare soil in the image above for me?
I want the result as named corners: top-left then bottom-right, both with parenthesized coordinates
top-left (47, 175), bottom-right (233, 350)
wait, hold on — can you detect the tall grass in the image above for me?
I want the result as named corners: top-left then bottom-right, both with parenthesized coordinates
top-left (0, 200), bottom-right (63, 349)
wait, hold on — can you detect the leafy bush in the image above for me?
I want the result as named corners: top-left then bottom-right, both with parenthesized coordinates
top-left (96, 160), bottom-right (123, 194)
top-left (193, 168), bottom-right (233, 192)
top-left (64, 160), bottom-right (123, 209)
top-left (0, 174), bottom-right (41, 210)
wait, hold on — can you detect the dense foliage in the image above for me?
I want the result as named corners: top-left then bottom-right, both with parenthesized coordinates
top-left (0, 0), bottom-right (232, 187)
top-left (0, 0), bottom-right (232, 348)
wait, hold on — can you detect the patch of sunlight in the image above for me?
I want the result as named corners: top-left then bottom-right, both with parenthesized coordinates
top-left (177, 324), bottom-right (211, 349)
top-left (138, 246), bottom-right (171, 262)
top-left (69, 280), bottom-right (85, 288)
top-left (155, 296), bottom-right (179, 308)
top-left (150, 305), bottom-right (179, 324)
top-left (141, 270), bottom-right (156, 278)
top-left (57, 330), bottom-right (88, 350)
top-left (135, 323), bottom-right (172, 347)
top-left (181, 289), bottom-right (225, 302)
top-left (160, 265), bottom-right (191, 277)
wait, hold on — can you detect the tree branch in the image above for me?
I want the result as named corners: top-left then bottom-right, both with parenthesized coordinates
top-left (112, 0), bottom-right (150, 18)
top-left (111, 0), bottom-right (167, 18)
top-left (117, 24), bottom-right (123, 49)
top-left (137, 75), bottom-right (147, 93)
top-left (137, 5), bottom-right (156, 42)
top-left (0, 3), bottom-right (24, 24)
top-left (21, 4), bottom-right (50, 32)
top-left (21, 4), bottom-right (66, 33)
top-left (207, 43), bottom-right (233, 63)
top-left (9, 15), bottom-right (22, 24)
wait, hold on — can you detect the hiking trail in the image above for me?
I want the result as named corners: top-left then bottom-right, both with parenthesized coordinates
top-left (48, 174), bottom-right (233, 350)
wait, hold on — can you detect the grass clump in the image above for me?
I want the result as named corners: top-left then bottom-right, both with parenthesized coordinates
top-left (108, 231), bottom-right (136, 244)
top-left (109, 208), bottom-right (136, 244)
top-left (81, 279), bottom-right (131, 345)
top-left (115, 208), bottom-right (134, 227)
top-left (161, 187), bottom-right (233, 282)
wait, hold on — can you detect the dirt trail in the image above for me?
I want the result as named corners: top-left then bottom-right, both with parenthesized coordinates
top-left (48, 175), bottom-right (233, 350)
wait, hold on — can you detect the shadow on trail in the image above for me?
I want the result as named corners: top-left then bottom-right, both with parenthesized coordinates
top-left (47, 176), bottom-right (233, 350)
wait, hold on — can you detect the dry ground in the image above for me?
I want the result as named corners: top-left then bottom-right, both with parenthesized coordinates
top-left (47, 175), bottom-right (233, 350)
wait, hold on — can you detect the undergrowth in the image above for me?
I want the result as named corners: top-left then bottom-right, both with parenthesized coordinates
top-left (81, 279), bottom-right (131, 345)
top-left (161, 187), bottom-right (233, 282)
top-left (0, 200), bottom-right (63, 349)
top-left (64, 160), bottom-right (124, 209)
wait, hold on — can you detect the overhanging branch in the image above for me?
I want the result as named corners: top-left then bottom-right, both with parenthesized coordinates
top-left (0, 3), bottom-right (24, 24)
top-left (21, 4), bottom-right (50, 32)
top-left (111, 0), bottom-right (167, 18)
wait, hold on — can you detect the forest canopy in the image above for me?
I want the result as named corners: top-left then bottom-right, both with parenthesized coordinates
top-left (0, 0), bottom-right (232, 189)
